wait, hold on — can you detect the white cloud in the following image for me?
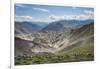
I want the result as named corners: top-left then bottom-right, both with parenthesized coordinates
top-left (15, 15), bottom-right (33, 22)
top-left (84, 10), bottom-right (94, 19)
top-left (75, 15), bottom-right (92, 20)
top-left (49, 15), bottom-right (75, 21)
top-left (48, 10), bottom-right (94, 21)
top-left (84, 10), bottom-right (94, 15)
top-left (49, 15), bottom-right (61, 20)
top-left (16, 4), bottom-right (26, 8)
top-left (49, 14), bottom-right (94, 21)
top-left (15, 14), bottom-right (94, 22)
top-left (32, 8), bottom-right (49, 12)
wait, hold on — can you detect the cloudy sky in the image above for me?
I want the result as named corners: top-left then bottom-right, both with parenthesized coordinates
top-left (15, 4), bottom-right (94, 22)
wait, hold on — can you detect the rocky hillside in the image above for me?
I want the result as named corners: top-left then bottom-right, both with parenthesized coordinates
top-left (15, 22), bottom-right (94, 57)
top-left (15, 21), bottom-right (43, 34)
top-left (41, 20), bottom-right (93, 32)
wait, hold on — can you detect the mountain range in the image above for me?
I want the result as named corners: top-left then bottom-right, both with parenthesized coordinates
top-left (15, 21), bottom-right (47, 34)
top-left (15, 20), bottom-right (94, 57)
top-left (41, 20), bottom-right (93, 32)
top-left (15, 20), bottom-right (93, 34)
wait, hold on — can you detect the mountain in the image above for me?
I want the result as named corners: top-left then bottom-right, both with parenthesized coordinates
top-left (69, 22), bottom-right (94, 41)
top-left (41, 20), bottom-right (93, 32)
top-left (41, 21), bottom-right (67, 32)
top-left (59, 22), bottom-right (94, 59)
top-left (15, 37), bottom-right (55, 57)
top-left (15, 22), bottom-right (94, 55)
top-left (15, 37), bottom-right (34, 57)
top-left (29, 21), bottom-right (48, 28)
top-left (15, 21), bottom-right (43, 34)
top-left (15, 21), bottom-right (94, 65)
